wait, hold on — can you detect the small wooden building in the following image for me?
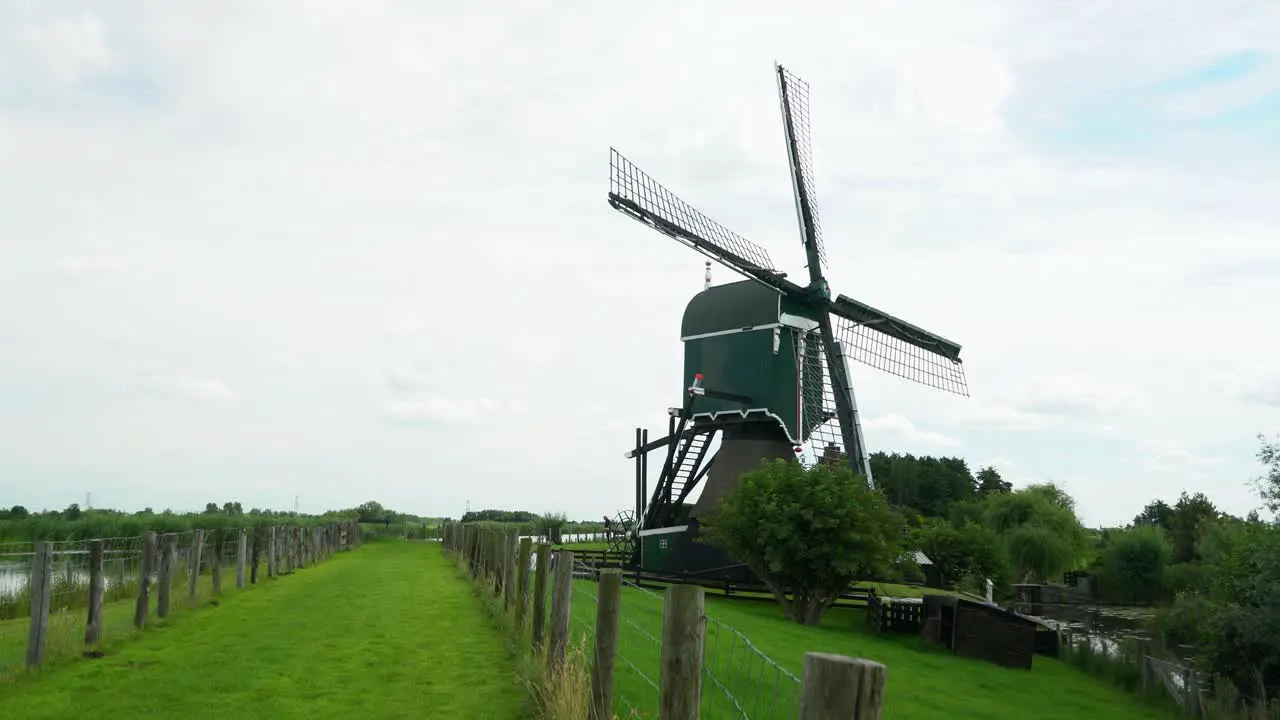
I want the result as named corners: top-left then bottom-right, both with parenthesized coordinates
top-left (921, 595), bottom-right (1038, 670)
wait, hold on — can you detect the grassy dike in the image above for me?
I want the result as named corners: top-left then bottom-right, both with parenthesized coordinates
top-left (0, 542), bottom-right (526, 719)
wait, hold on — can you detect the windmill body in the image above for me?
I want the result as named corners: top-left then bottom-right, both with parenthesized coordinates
top-left (610, 64), bottom-right (970, 579)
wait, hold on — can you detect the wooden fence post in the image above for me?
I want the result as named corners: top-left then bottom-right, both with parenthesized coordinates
top-left (266, 526), bottom-right (275, 578)
top-left (235, 528), bottom-right (247, 589)
top-left (26, 541), bottom-right (53, 669)
top-left (250, 528), bottom-right (261, 584)
top-left (548, 550), bottom-right (575, 674)
top-left (532, 543), bottom-right (551, 649)
top-left (85, 539), bottom-right (105, 647)
top-left (211, 529), bottom-right (223, 595)
top-left (188, 529), bottom-right (204, 603)
top-left (497, 530), bottom-right (509, 596)
top-left (134, 531), bottom-right (156, 628)
top-left (503, 531), bottom-right (518, 610)
top-left (660, 584), bottom-right (705, 720)
top-left (114, 557), bottom-right (126, 599)
top-left (591, 568), bottom-right (623, 720)
top-left (798, 652), bottom-right (886, 720)
top-left (516, 537), bottom-right (533, 628)
top-left (157, 534), bottom-right (177, 618)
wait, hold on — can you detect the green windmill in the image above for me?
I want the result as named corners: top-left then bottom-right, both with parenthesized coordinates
top-left (606, 64), bottom-right (970, 578)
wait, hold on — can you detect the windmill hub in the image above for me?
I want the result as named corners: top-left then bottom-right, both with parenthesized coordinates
top-left (609, 62), bottom-right (971, 579)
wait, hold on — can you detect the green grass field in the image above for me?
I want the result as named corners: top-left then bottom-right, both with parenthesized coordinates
top-left (0, 542), bottom-right (526, 719)
top-left (556, 576), bottom-right (1175, 720)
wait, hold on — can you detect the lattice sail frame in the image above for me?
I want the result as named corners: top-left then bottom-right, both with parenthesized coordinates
top-left (792, 320), bottom-right (969, 472)
top-left (776, 65), bottom-right (827, 269)
top-left (608, 148), bottom-right (777, 274)
top-left (834, 316), bottom-right (969, 396)
top-left (793, 329), bottom-right (846, 469)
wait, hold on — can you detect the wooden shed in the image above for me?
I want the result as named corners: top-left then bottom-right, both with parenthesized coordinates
top-left (921, 595), bottom-right (1038, 670)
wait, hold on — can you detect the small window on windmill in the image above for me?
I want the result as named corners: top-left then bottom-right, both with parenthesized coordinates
top-left (659, 539), bottom-right (668, 549)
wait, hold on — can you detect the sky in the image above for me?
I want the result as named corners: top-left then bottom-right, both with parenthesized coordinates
top-left (1, 1), bottom-right (1278, 527)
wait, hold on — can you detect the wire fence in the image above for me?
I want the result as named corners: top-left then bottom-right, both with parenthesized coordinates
top-left (445, 522), bottom-right (885, 719)
top-left (0, 523), bottom-right (358, 682)
top-left (567, 558), bottom-right (801, 719)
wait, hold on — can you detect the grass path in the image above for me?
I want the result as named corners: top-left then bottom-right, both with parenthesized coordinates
top-left (0, 542), bottom-right (526, 719)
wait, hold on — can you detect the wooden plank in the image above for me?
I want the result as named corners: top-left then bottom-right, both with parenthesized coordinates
top-left (25, 541), bottom-right (53, 669)
top-left (798, 652), bottom-right (886, 720)
top-left (85, 539), bottom-right (105, 646)
top-left (659, 584), bottom-right (705, 720)
top-left (590, 569), bottom-right (622, 720)
top-left (548, 550), bottom-right (574, 674)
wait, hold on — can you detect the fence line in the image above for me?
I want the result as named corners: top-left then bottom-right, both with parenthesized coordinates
top-left (443, 520), bottom-right (886, 720)
top-left (0, 521), bottom-right (362, 681)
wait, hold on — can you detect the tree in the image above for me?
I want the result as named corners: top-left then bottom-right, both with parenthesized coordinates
top-left (5, 505), bottom-right (29, 519)
top-left (1096, 525), bottom-right (1171, 603)
top-left (63, 503), bottom-right (82, 521)
top-left (983, 486), bottom-right (1086, 582)
top-left (1253, 433), bottom-right (1280, 514)
top-left (975, 466), bottom-right (1012, 496)
top-left (204, 503), bottom-right (220, 514)
top-left (704, 459), bottom-right (906, 625)
top-left (869, 452), bottom-right (976, 518)
top-left (536, 513), bottom-right (568, 544)
top-left (1134, 499), bottom-right (1175, 531)
top-left (1169, 491), bottom-right (1218, 564)
top-left (914, 519), bottom-right (1007, 589)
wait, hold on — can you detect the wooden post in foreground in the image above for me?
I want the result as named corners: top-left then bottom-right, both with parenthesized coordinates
top-left (798, 652), bottom-right (887, 720)
top-left (660, 584), bottom-right (705, 720)
top-left (235, 528), bottom-right (247, 589)
top-left (134, 531), bottom-right (156, 628)
top-left (532, 543), bottom-right (551, 649)
top-left (515, 537), bottom-right (533, 628)
top-left (26, 541), bottom-right (53, 669)
top-left (157, 534), bottom-right (176, 618)
top-left (548, 549), bottom-right (575, 674)
top-left (188, 529), bottom-right (204, 603)
top-left (591, 568), bottom-right (623, 720)
top-left (85, 540), bottom-right (105, 646)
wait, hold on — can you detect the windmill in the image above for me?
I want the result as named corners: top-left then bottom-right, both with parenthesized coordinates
top-left (608, 64), bottom-right (969, 578)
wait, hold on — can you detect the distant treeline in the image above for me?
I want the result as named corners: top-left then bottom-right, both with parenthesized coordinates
top-left (0, 499), bottom-right (442, 543)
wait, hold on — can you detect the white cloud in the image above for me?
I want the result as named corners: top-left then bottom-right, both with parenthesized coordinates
top-left (16, 10), bottom-right (112, 84)
top-left (137, 372), bottom-right (235, 404)
top-left (53, 253), bottom-right (124, 278)
top-left (1005, 375), bottom-right (1145, 418)
top-left (864, 414), bottom-right (962, 449)
top-left (0, 0), bottom-right (1277, 526)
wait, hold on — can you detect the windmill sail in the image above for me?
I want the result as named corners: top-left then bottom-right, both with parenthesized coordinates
top-left (608, 148), bottom-right (779, 283)
top-left (776, 64), bottom-right (827, 270)
top-left (829, 295), bottom-right (969, 396)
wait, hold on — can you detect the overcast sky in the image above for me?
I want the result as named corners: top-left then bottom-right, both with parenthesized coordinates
top-left (1, 1), bottom-right (1277, 526)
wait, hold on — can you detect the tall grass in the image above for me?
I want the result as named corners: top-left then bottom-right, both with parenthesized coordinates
top-left (456, 554), bottom-right (594, 720)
